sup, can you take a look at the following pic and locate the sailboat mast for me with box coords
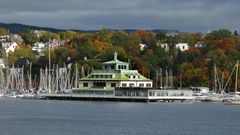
[155,70,158,88]
[48,41,51,94]
[235,60,239,94]
[159,68,162,89]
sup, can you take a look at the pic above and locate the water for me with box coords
[0,99,240,135]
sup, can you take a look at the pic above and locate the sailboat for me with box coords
[223,60,240,105]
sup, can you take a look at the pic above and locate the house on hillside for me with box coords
[2,42,19,56]
[195,41,205,48]
[32,42,46,53]
[139,43,147,51]
[9,34,24,45]
[176,43,189,51]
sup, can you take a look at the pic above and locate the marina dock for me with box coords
[40,89,194,102]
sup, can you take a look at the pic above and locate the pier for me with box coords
[40,89,194,102]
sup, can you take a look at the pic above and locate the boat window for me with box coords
[129,83,134,87]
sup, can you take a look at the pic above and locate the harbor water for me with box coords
[0,98,240,135]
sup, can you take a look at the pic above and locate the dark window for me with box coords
[111,83,116,87]
[146,83,151,87]
[139,83,144,87]
[122,83,127,87]
[93,82,106,88]
[83,83,88,87]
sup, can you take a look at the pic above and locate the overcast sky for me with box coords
[0,0,239,32]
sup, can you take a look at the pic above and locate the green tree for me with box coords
[0,27,7,36]
[112,30,128,46]
[8,46,35,65]
[156,32,167,41]
[205,29,232,41]
[22,29,39,45]
[96,28,112,44]
[40,31,60,43]
[59,30,78,40]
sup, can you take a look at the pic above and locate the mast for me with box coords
[165,69,168,89]
[169,69,174,88]
[235,60,239,94]
[180,74,182,89]
[75,63,78,88]
[159,68,162,89]
[155,70,158,88]
[214,63,219,93]
[29,62,32,92]
[48,41,51,94]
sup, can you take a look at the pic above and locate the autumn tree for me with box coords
[8,45,35,65]
[126,32,141,57]
[67,34,96,60]
[96,28,112,45]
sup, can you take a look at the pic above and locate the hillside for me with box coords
[0,22,178,34]
[0,22,65,33]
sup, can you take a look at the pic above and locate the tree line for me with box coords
[1,27,240,90]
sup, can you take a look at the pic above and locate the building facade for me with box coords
[74,52,152,94]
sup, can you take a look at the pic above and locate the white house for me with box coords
[195,41,205,48]
[5,42,19,56]
[176,43,189,51]
[139,43,147,51]
[32,42,46,53]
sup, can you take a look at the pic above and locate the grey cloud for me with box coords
[0,0,239,32]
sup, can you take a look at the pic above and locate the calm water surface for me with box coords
[0,98,240,135]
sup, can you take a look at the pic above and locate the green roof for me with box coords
[80,70,151,81]
[103,60,128,65]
